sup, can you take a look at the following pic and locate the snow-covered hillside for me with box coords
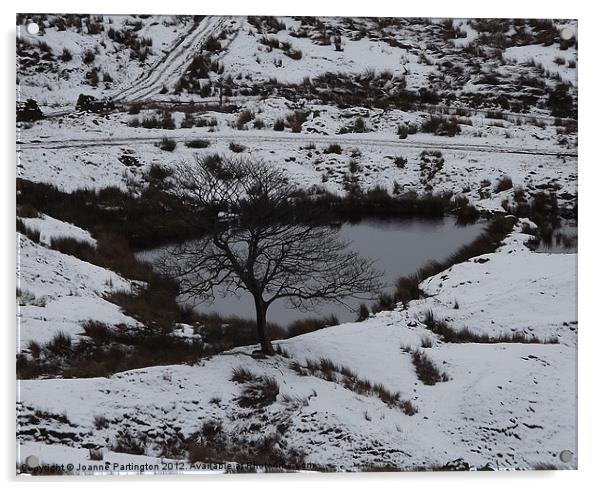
[17,223,577,472]
[17,17,577,209]
[17,15,194,106]
[16,14,577,474]
[17,234,140,347]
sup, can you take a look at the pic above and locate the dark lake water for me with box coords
[137,217,485,325]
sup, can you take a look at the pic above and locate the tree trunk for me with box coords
[253,297,274,355]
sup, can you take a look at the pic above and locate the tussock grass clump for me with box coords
[402,345,449,385]
[158,137,177,152]
[393,156,408,168]
[230,366,256,384]
[81,320,114,344]
[94,414,111,430]
[259,35,282,49]
[238,376,280,408]
[82,49,95,64]
[284,48,303,60]
[356,303,370,321]
[513,186,526,203]
[60,47,73,62]
[296,357,417,415]
[494,175,513,193]
[232,368,297,408]
[44,331,73,357]
[229,141,246,153]
[420,337,434,348]
[324,143,342,154]
[140,112,176,130]
[128,103,141,115]
[273,344,291,358]
[230,367,280,408]
[339,117,370,134]
[203,35,222,52]
[285,111,309,133]
[288,360,304,375]
[421,310,558,344]
[185,139,210,149]
[393,275,422,305]
[399,400,418,416]
[17,288,46,307]
[235,110,254,130]
[280,392,309,406]
[112,429,147,455]
[421,115,461,137]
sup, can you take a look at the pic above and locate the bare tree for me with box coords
[159,155,382,354]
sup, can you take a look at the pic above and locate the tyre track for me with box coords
[18,132,577,158]
[113,18,203,102]
[115,16,233,102]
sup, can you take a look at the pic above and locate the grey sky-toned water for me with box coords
[138,217,484,325]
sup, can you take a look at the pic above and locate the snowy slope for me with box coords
[17,226,577,472]
[417,229,577,343]
[19,213,96,246]
[17,15,193,107]
[17,236,140,348]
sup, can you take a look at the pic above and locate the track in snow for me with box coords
[114,16,239,103]
[18,131,577,158]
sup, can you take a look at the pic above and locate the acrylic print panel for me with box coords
[16,14,577,475]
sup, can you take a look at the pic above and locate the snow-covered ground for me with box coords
[18,15,194,107]
[16,15,577,474]
[16,224,577,472]
[17,236,140,348]
[17,97,576,210]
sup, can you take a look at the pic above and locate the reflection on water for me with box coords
[138,217,485,325]
[533,221,578,254]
